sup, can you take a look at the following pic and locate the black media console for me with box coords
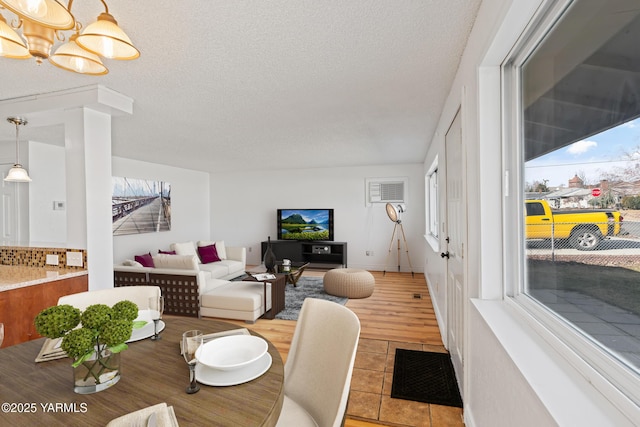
[260,240,347,268]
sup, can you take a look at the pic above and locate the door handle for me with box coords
[441,251,450,259]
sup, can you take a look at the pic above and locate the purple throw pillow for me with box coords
[198,244,220,264]
[158,250,176,255]
[134,253,155,268]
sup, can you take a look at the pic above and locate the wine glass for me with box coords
[0,323,4,348]
[182,330,202,394]
[149,296,164,340]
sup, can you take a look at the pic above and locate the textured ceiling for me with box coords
[0,0,481,173]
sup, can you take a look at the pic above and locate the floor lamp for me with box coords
[383,203,414,277]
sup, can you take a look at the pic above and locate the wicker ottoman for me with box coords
[323,268,375,298]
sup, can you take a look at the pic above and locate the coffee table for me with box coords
[277,261,309,287]
[249,262,309,287]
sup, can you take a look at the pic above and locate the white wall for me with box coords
[210,163,425,271]
[28,141,66,246]
[112,157,211,263]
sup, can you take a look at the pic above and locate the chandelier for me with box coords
[0,0,139,75]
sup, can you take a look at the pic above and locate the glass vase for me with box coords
[73,349,121,394]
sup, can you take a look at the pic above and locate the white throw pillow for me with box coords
[152,254,199,270]
[197,240,227,260]
[171,241,197,257]
[122,259,144,267]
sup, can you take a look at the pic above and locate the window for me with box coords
[509,0,640,402]
[425,157,439,250]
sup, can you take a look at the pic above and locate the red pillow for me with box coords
[134,253,155,267]
[198,244,220,264]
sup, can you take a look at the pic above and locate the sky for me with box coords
[112,177,170,198]
[525,118,640,187]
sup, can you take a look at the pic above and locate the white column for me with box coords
[65,107,114,290]
[64,109,87,249]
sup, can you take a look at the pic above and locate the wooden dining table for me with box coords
[0,316,284,426]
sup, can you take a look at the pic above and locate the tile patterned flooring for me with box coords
[346,338,465,427]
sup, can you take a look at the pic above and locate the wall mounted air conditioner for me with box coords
[365,177,407,205]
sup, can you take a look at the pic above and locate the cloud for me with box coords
[566,140,597,155]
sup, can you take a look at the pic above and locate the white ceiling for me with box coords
[0,1,481,173]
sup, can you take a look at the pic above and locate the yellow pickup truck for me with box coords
[525,199,623,250]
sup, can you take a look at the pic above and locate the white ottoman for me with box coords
[323,268,375,298]
[200,281,272,323]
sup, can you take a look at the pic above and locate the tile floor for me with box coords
[346,338,465,427]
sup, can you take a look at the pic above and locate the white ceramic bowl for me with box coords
[195,335,268,371]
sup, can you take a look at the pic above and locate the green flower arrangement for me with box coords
[34,300,146,367]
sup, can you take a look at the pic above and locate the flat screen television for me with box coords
[277,209,334,241]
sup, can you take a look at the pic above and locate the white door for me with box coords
[444,108,466,386]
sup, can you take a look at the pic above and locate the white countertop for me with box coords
[0,265,88,292]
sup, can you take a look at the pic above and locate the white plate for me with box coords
[196,352,272,386]
[196,335,268,370]
[128,319,165,342]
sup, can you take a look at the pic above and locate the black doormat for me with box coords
[391,349,463,408]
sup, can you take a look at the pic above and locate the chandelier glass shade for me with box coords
[0,0,138,74]
[49,32,107,74]
[0,0,74,30]
[0,14,29,57]
[4,117,31,183]
[76,12,139,60]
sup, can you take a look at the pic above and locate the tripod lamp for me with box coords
[383,203,414,277]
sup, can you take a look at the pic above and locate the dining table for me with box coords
[0,316,284,426]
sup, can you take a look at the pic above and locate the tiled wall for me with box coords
[0,247,87,270]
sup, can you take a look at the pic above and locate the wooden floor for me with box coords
[226,269,465,427]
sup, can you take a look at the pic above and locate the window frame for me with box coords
[425,156,439,251]
[502,0,640,408]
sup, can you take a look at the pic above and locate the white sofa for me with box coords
[116,244,247,282]
[113,241,271,322]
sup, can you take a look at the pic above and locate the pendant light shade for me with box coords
[4,117,31,183]
[49,33,108,74]
[76,12,139,60]
[0,14,31,58]
[5,165,32,182]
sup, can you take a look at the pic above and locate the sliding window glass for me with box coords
[521,0,640,377]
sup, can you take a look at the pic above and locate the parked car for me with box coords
[525,199,623,250]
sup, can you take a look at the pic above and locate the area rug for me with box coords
[391,349,463,408]
[276,277,347,320]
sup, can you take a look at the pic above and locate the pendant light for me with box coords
[4,116,31,183]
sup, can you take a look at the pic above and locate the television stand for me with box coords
[261,240,347,268]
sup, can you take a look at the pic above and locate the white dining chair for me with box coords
[57,286,161,312]
[276,298,361,427]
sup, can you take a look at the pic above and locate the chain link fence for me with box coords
[526,221,640,269]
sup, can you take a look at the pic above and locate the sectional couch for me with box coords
[113,241,271,322]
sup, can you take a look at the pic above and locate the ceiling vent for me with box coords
[366,178,407,205]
